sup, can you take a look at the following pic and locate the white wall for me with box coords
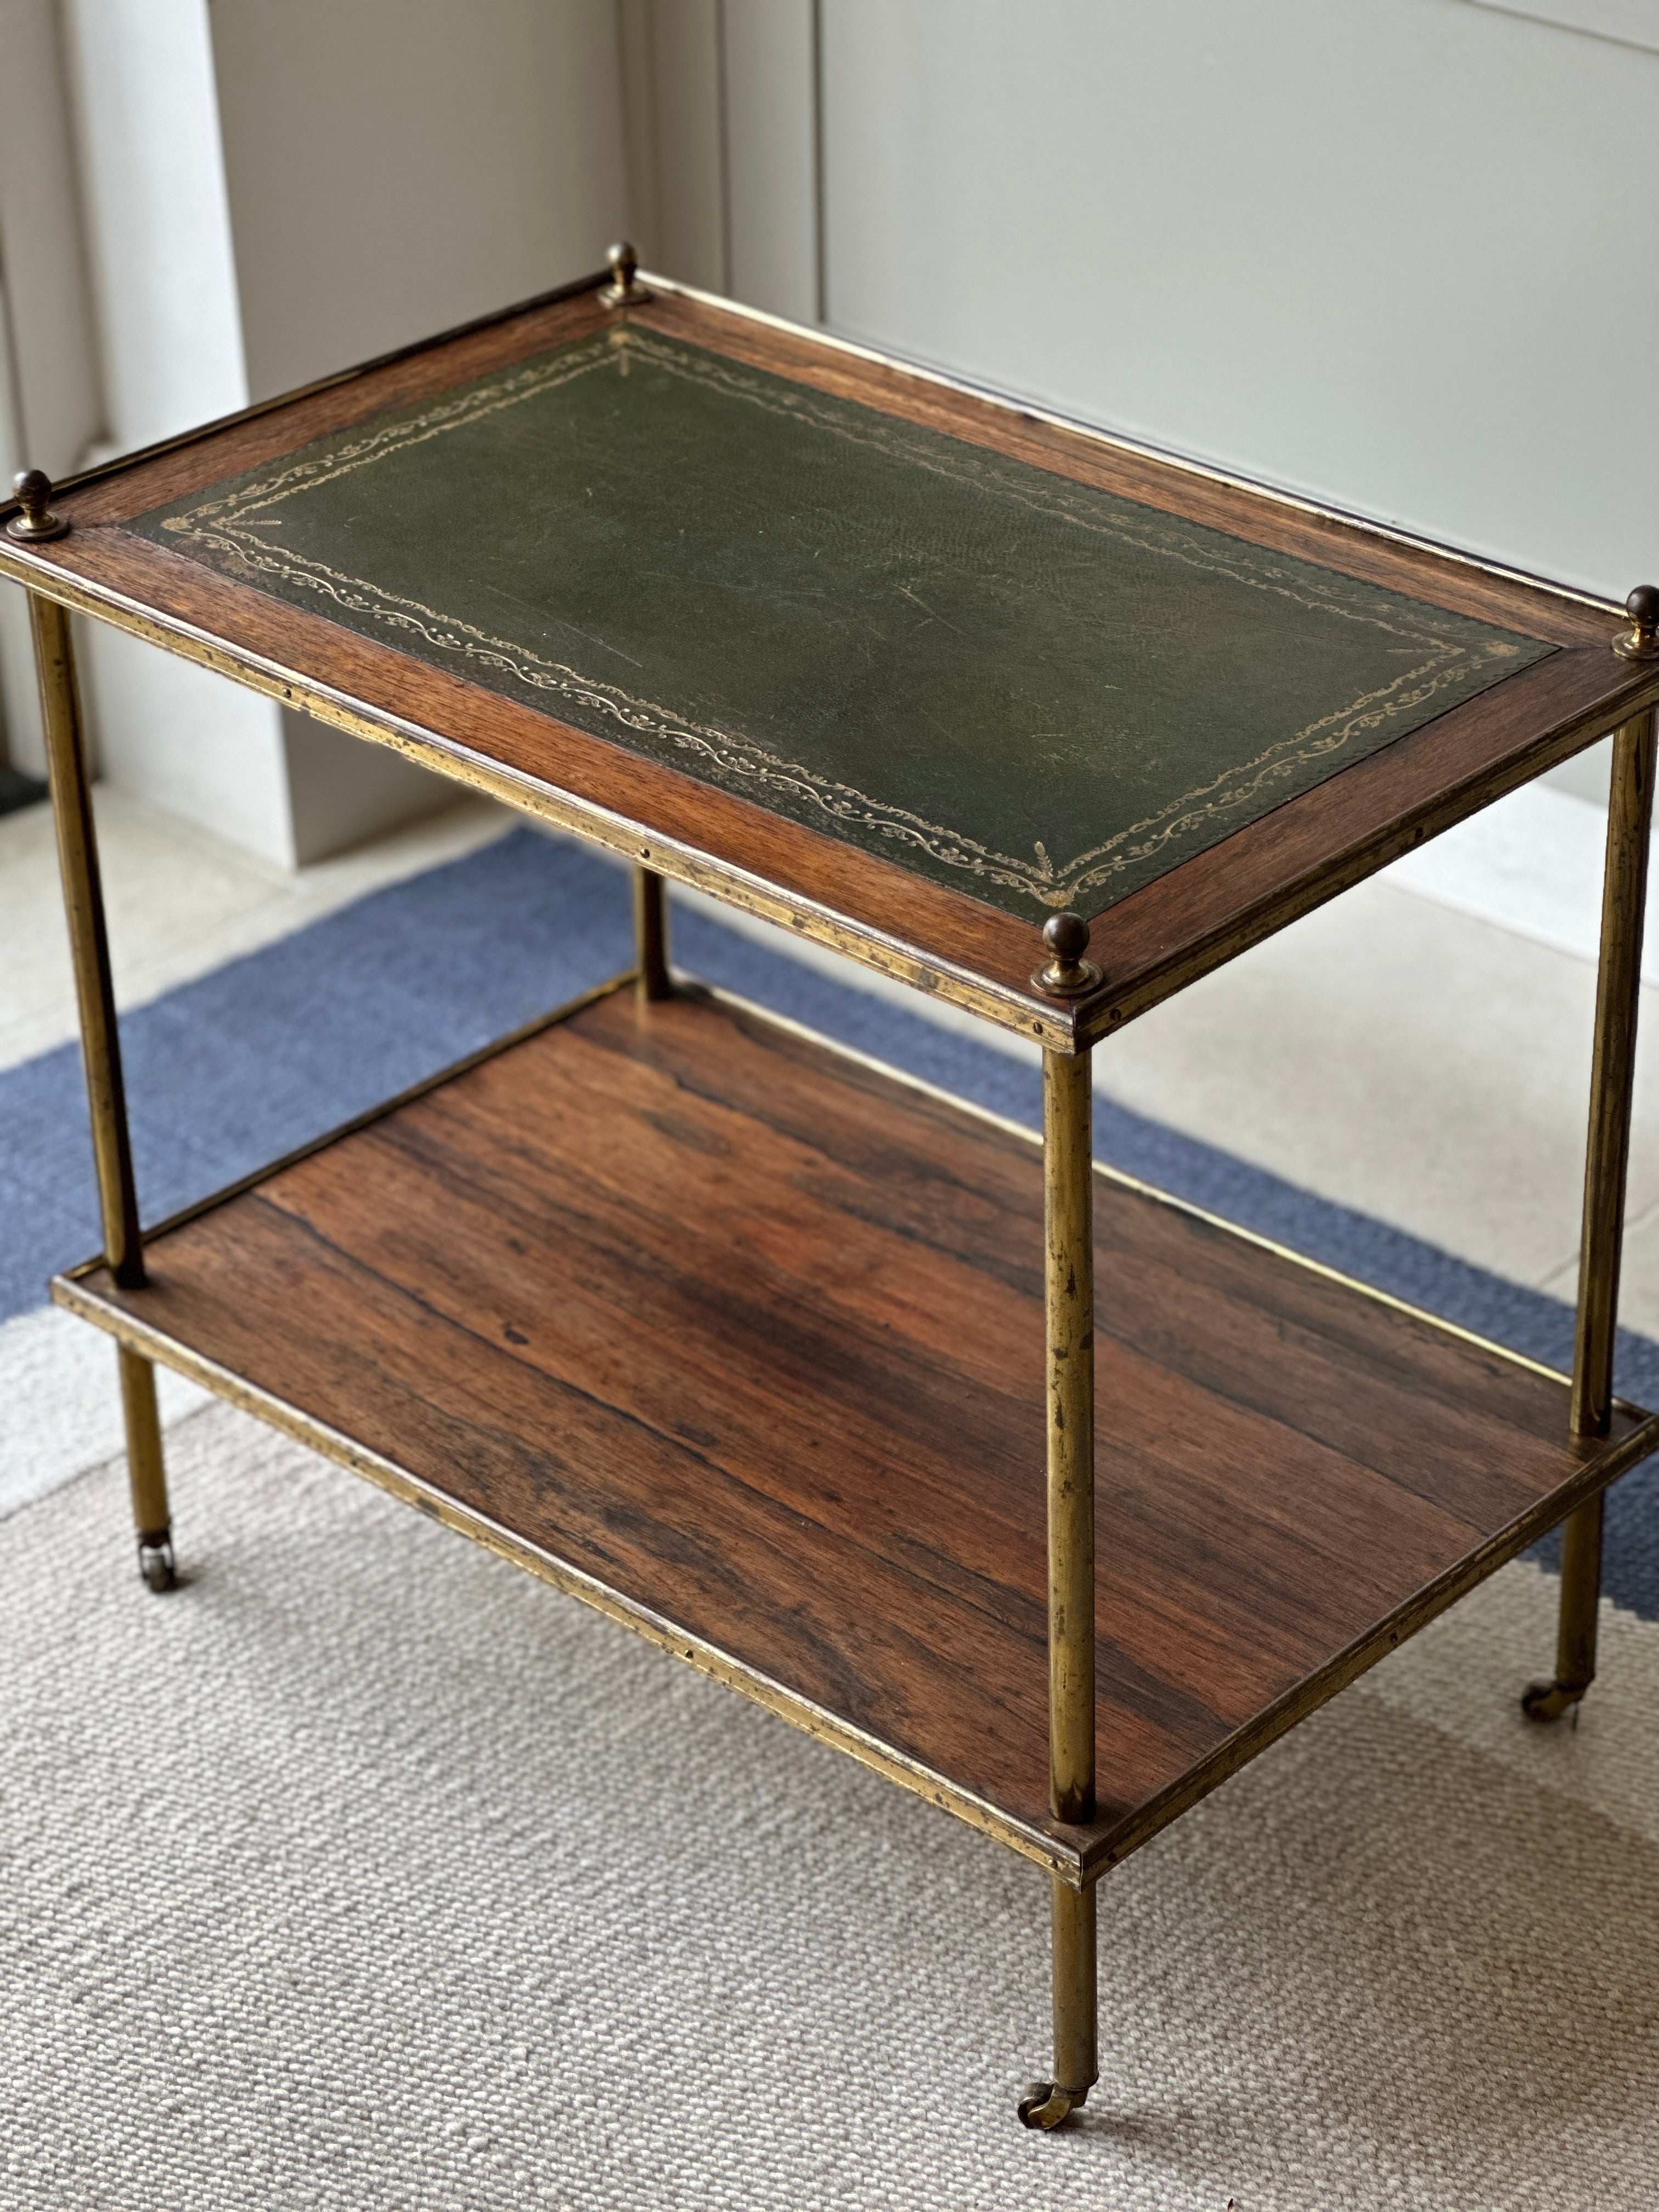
[0,0,104,775]
[210,0,629,399]
[619,0,820,318]
[58,0,298,859]
[723,0,819,324]
[5,0,1652,846]
[205,0,631,860]
[815,0,1658,603]
[3,0,629,862]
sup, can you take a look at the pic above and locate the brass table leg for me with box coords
[1020,1046,1098,2129]
[29,588,176,1592]
[1525,708,1656,1720]
[634,865,671,1002]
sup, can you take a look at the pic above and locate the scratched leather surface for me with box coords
[132,326,1554,921]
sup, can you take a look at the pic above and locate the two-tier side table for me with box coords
[7,249,1659,2129]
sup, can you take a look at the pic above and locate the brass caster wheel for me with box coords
[1017,2081,1088,2130]
[137,1537,177,1595]
[1521,1678,1582,1723]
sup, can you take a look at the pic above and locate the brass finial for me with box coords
[1031,912,1103,999]
[599,240,651,309]
[5,469,69,543]
[1615,584,1659,662]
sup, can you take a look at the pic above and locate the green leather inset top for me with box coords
[133,326,1553,920]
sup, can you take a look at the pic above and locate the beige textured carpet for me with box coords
[4,1401,1657,2210]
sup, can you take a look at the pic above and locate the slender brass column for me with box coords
[30,587,176,1592]
[119,1345,171,1556]
[633,865,671,1001]
[1019,1040,1098,2128]
[1043,1047,1096,1826]
[32,593,143,1286]
[1525,706,1657,1720]
[1048,1882,1098,2093]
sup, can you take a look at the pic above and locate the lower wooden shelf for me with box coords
[55,979,1657,1884]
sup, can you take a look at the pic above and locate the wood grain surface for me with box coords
[4,276,1657,1050]
[65,988,1647,1879]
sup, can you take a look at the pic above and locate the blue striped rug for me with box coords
[7,825,1655,1616]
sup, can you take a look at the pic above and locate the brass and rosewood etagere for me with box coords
[7,249,1658,2129]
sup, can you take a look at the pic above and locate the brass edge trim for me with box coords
[4,255,1607,625]
[63,961,1627,1416]
[637,271,1620,623]
[53,1252,1648,1897]
[156,328,1527,918]
[1079,676,1659,1046]
[92,969,636,1260]
[1088,1159,1600,1397]
[0,551,1076,1054]
[691,978,1638,1404]
[54,974,1643,1891]
[1,269,613,514]
[1079,1408,1659,1882]
[43,1276,1083,1885]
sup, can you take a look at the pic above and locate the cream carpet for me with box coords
[3,1400,1656,2210]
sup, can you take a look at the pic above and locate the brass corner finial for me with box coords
[1031,912,1103,1000]
[5,469,69,543]
[599,240,651,309]
[1615,584,1659,662]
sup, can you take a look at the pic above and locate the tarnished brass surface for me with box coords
[44,1276,1090,1881]
[30,592,144,1289]
[0,553,1090,1051]
[118,1344,175,1589]
[1522,1491,1607,1720]
[1018,1880,1097,2126]
[32,588,176,1576]
[118,1345,169,1534]
[1571,708,1655,1440]
[6,532,1659,1056]
[1051,1875,1098,2093]
[634,866,672,1001]
[1044,1047,1095,1827]
[1527,707,1656,1719]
